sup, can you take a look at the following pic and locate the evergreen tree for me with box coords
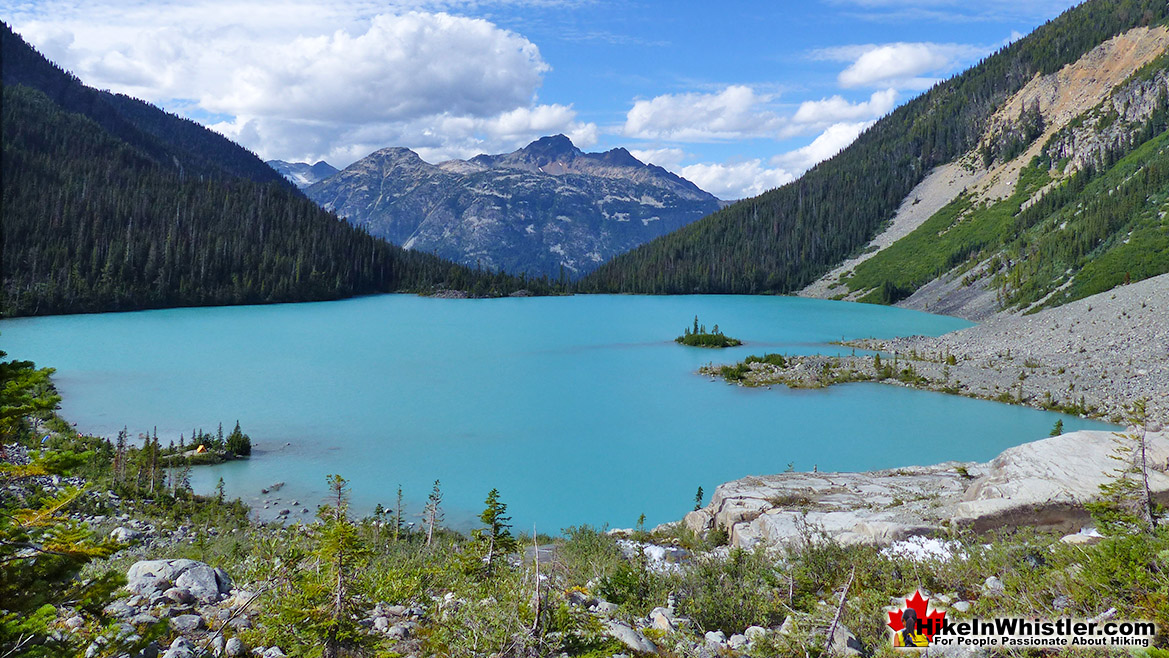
[0,353,133,657]
[0,350,60,442]
[226,420,251,456]
[1087,400,1159,535]
[372,503,385,548]
[394,484,404,543]
[423,479,443,547]
[475,488,517,576]
[267,475,373,658]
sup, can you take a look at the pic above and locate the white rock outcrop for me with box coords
[686,429,1169,548]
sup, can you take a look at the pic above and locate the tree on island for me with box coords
[676,316,743,348]
[225,420,251,456]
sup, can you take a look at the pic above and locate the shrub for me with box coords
[674,548,787,633]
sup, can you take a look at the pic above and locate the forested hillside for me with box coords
[580,0,1169,295]
[0,22,283,185]
[1,25,538,317]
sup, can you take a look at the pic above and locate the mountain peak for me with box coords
[510,134,582,167]
[522,134,579,155]
[371,146,423,160]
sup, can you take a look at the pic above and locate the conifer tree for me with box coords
[0,353,133,657]
[423,479,443,547]
[394,484,404,543]
[1087,399,1159,534]
[267,475,373,657]
[476,488,517,576]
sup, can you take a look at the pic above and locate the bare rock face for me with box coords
[684,463,977,548]
[686,429,1169,548]
[953,429,1169,532]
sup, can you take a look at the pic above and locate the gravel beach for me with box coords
[708,273,1169,423]
[879,272,1169,422]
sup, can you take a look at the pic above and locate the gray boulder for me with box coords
[126,559,232,604]
[175,563,224,603]
[103,599,136,618]
[593,600,619,615]
[224,637,246,658]
[704,630,727,648]
[828,622,863,657]
[605,620,657,654]
[129,613,160,626]
[163,587,194,604]
[110,526,142,542]
[169,614,205,633]
[162,637,195,658]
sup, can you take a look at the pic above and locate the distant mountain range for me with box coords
[296,135,721,278]
[1,22,534,317]
[267,160,339,188]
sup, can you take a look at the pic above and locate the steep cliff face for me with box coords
[305,135,721,278]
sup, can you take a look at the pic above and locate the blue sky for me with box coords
[3,0,1080,198]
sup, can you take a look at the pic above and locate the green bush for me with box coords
[674,547,787,633]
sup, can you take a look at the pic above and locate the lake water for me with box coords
[0,294,1116,532]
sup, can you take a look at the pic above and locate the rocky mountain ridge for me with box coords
[265,159,339,188]
[305,135,721,278]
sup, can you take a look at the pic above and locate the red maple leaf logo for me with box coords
[887,590,947,641]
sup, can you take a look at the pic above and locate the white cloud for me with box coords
[623,85,783,141]
[814,42,987,89]
[677,161,795,200]
[649,120,873,200]
[210,103,598,166]
[8,2,592,167]
[773,121,873,173]
[791,88,896,127]
[208,13,546,123]
[629,147,688,169]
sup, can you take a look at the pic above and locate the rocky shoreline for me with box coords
[684,428,1169,549]
[705,272,1169,423]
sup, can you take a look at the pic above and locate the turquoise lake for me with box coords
[0,294,1116,532]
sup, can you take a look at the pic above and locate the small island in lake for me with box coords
[676,316,743,348]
